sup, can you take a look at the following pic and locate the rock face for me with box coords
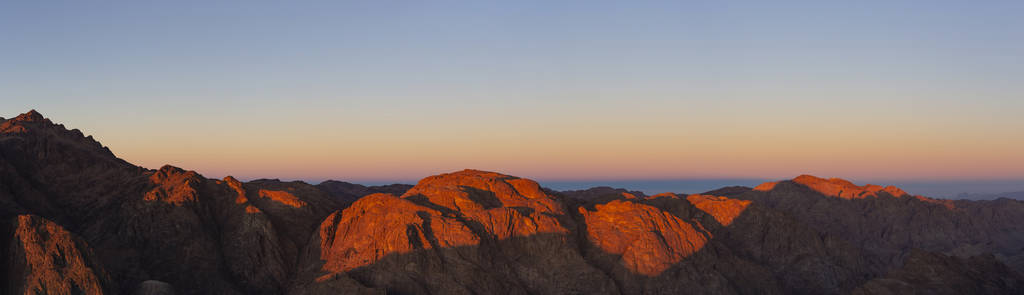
[296,170,618,294]
[1,110,1022,294]
[579,198,708,276]
[736,175,1024,275]
[852,250,1024,295]
[6,214,113,294]
[571,191,877,294]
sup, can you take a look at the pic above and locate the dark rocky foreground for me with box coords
[1,110,1022,294]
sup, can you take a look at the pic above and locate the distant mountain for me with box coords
[315,180,413,206]
[558,186,648,200]
[955,191,1024,201]
[1,110,1021,294]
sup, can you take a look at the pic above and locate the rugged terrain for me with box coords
[1,110,1021,294]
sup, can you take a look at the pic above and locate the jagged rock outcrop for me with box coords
[5,214,113,294]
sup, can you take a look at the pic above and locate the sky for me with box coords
[2,1,1023,189]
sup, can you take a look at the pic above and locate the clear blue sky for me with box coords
[2,1,1023,186]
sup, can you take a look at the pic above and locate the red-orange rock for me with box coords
[686,194,751,226]
[258,189,309,208]
[315,193,478,273]
[791,174,909,199]
[296,170,617,294]
[7,214,112,294]
[579,199,709,276]
[400,169,568,239]
[0,110,47,134]
[143,165,201,206]
[223,176,249,204]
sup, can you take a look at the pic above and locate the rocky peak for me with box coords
[15,109,46,122]
[152,165,194,179]
[401,169,562,215]
[222,175,241,184]
[1,110,52,133]
[0,110,132,173]
[755,174,909,199]
[144,165,203,206]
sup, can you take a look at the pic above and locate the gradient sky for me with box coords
[2,1,1023,184]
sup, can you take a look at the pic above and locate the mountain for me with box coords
[314,180,413,206]
[1,110,1021,294]
[956,191,1024,201]
[731,175,1024,274]
[559,186,649,200]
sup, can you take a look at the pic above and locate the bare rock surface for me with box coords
[737,175,1024,274]
[6,214,113,294]
[297,170,618,294]
[852,249,1024,294]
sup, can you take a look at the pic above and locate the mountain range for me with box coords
[956,191,1024,201]
[1,110,1022,294]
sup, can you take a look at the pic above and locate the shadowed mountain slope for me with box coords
[315,180,413,206]
[733,175,1024,275]
[0,110,1021,294]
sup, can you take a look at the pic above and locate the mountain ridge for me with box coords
[1,110,1021,294]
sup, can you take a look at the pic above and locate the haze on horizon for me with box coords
[2,1,1023,185]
